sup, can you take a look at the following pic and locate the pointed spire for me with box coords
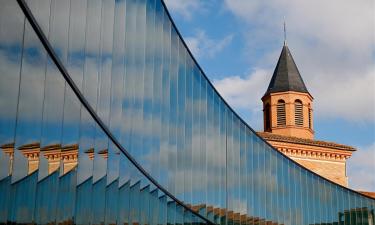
[263,44,310,97]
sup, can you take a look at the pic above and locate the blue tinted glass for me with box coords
[0,1,25,180]
[0,0,374,224]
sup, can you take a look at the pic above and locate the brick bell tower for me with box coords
[258,28,358,188]
[261,41,314,139]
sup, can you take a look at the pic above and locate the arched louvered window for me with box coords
[277,100,286,127]
[264,103,271,131]
[308,106,312,129]
[295,100,303,127]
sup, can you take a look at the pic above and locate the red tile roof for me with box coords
[257,132,356,151]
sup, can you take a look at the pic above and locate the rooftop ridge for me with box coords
[257,132,356,151]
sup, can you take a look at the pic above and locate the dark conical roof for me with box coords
[264,44,309,97]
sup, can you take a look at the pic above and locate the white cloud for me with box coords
[312,67,375,122]
[163,0,205,20]
[185,30,234,59]
[213,69,271,130]
[221,0,375,123]
[347,142,375,192]
[213,69,269,109]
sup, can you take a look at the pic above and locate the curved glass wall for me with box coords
[0,0,374,224]
[0,1,209,224]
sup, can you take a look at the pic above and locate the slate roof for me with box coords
[264,44,310,97]
[257,132,356,151]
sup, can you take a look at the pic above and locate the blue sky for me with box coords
[164,0,375,191]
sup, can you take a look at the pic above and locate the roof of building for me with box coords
[263,44,310,97]
[257,132,356,151]
[358,191,375,199]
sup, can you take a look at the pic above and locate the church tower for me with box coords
[259,27,356,187]
[261,42,314,139]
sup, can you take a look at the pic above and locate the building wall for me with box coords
[292,157,347,186]
[265,140,351,186]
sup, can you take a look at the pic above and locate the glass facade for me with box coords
[0,0,374,224]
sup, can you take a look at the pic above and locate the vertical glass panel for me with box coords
[302,169,310,225]
[0,0,25,180]
[6,3,51,223]
[150,189,159,225]
[191,65,200,206]
[91,174,107,224]
[266,146,279,223]
[122,0,135,156]
[276,152,286,224]
[310,172,319,224]
[61,0,87,178]
[289,161,296,225]
[285,158,292,224]
[214,92,220,214]
[141,185,151,225]
[350,189,359,224]
[213,92,221,212]
[91,0,115,220]
[118,181,130,225]
[104,176,119,225]
[12,0,50,183]
[56,1,87,211]
[168,26,178,195]
[159,195,167,225]
[0,176,11,223]
[206,85,214,211]
[130,181,141,225]
[184,56,193,206]
[39,0,70,181]
[93,0,115,184]
[233,118,240,223]
[143,0,156,186]
[120,0,134,188]
[328,182,338,224]
[133,0,146,187]
[75,125,94,225]
[220,104,227,225]
[35,2,70,212]
[337,185,345,224]
[239,124,247,225]
[35,170,59,224]
[226,111,233,224]
[258,140,266,223]
[152,0,163,189]
[76,0,102,185]
[292,162,302,225]
[199,74,207,217]
[317,177,326,223]
[176,205,183,225]
[56,166,77,224]
[159,6,170,189]
[73,0,101,217]
[252,136,260,222]
[9,168,38,223]
[246,130,254,223]
[184,209,192,225]
[176,40,186,200]
[167,200,176,225]
[107,0,125,186]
